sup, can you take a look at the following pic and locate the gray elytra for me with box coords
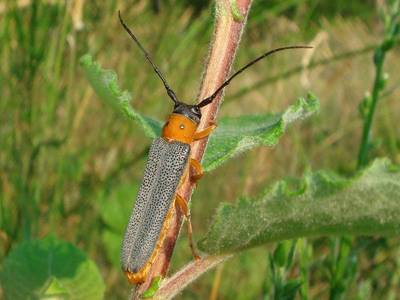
[121,138,190,273]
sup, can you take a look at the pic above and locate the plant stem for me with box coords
[131,0,253,298]
[357,49,386,168]
[357,0,399,168]
[154,255,232,300]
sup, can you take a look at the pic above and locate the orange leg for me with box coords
[193,122,217,141]
[175,194,200,260]
[189,158,204,183]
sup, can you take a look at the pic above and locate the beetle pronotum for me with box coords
[118,11,311,284]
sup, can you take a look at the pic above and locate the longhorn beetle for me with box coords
[118,11,311,284]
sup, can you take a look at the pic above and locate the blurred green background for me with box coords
[1,0,399,299]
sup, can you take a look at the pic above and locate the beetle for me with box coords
[118,11,311,284]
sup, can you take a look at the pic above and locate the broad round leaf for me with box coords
[199,159,400,254]
[0,237,105,300]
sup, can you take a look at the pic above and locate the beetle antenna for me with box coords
[197,45,313,108]
[118,11,178,104]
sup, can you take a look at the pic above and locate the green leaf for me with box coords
[142,276,162,298]
[199,159,400,254]
[40,277,69,299]
[202,93,319,171]
[277,279,303,300]
[273,243,288,268]
[80,54,162,138]
[80,55,319,173]
[0,236,105,300]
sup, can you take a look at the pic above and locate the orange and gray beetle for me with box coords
[120,100,215,284]
[118,11,311,284]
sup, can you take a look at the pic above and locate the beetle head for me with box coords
[173,102,202,124]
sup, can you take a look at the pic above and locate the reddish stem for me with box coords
[155,255,232,299]
[132,0,252,298]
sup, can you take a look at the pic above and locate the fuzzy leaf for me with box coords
[199,159,400,254]
[0,236,105,300]
[80,54,162,138]
[203,93,319,171]
[80,55,319,172]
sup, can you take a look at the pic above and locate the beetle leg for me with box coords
[193,122,217,141]
[189,158,204,182]
[175,194,200,260]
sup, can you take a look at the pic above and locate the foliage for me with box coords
[0,237,105,300]
[80,54,163,138]
[199,159,400,253]
[81,54,319,172]
[203,94,318,171]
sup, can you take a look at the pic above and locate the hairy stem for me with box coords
[154,255,232,300]
[132,0,253,298]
